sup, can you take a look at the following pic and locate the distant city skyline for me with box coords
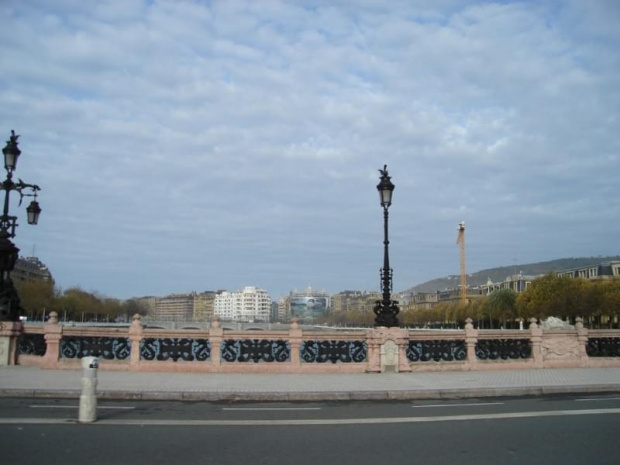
[16,248,620,304]
[2,1,618,300]
[128,255,620,301]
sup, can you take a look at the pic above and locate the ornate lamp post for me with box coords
[373,165,399,327]
[0,130,41,321]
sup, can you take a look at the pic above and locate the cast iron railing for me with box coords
[586,337,620,357]
[140,337,211,362]
[406,340,467,362]
[221,339,290,362]
[300,340,367,363]
[60,336,131,360]
[18,333,46,356]
[475,338,531,360]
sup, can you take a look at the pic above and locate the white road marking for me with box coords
[30,405,135,410]
[575,397,620,402]
[412,402,504,408]
[222,407,322,411]
[4,408,620,426]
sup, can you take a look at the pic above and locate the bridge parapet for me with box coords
[12,316,620,373]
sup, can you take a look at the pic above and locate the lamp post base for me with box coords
[373,299,400,328]
[0,279,21,322]
[0,236,20,322]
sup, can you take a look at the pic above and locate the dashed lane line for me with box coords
[222,407,322,411]
[30,405,135,410]
[412,402,504,408]
[574,397,620,402]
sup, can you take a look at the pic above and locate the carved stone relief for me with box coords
[541,337,580,360]
[381,340,398,373]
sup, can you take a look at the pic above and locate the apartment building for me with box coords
[214,286,272,322]
[277,296,289,321]
[13,256,53,283]
[476,273,534,295]
[154,292,214,321]
[556,261,620,280]
[289,286,330,320]
[192,292,216,321]
[331,290,402,313]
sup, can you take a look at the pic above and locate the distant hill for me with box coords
[406,256,620,294]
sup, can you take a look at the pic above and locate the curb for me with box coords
[2,384,620,402]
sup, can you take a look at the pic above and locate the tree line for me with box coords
[17,274,620,328]
[15,280,148,322]
[320,275,620,329]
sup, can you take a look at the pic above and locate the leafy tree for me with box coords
[516,274,601,324]
[599,278,620,328]
[120,298,150,320]
[60,287,105,321]
[14,279,59,320]
[488,289,518,328]
[466,297,488,328]
[101,298,122,322]
[322,309,374,327]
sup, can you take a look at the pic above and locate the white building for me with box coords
[277,296,289,321]
[214,286,272,322]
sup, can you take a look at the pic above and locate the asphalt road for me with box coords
[2,395,620,465]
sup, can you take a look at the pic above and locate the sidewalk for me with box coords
[1,366,620,401]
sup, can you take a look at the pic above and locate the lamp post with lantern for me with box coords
[0,130,42,321]
[373,165,399,328]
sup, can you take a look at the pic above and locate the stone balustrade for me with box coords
[7,313,620,373]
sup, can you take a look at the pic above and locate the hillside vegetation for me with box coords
[407,256,620,294]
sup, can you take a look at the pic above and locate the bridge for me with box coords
[11,313,620,374]
[42,320,370,332]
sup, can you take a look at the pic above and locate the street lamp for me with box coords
[373,165,399,327]
[0,130,42,321]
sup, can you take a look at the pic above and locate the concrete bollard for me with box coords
[78,356,99,423]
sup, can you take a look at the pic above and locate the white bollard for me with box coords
[79,356,99,423]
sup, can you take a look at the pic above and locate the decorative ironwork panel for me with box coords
[60,337,131,360]
[406,340,467,362]
[140,338,211,362]
[586,338,620,357]
[18,333,46,356]
[475,339,531,360]
[221,339,290,363]
[301,340,367,363]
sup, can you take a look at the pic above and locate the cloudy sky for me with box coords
[1,0,618,300]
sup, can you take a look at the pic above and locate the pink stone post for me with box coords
[42,311,62,369]
[365,329,381,373]
[575,317,589,367]
[0,320,23,366]
[396,329,412,373]
[464,317,478,369]
[288,319,302,369]
[209,317,223,370]
[530,318,543,368]
[128,314,144,369]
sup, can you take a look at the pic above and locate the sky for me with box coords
[0,0,618,300]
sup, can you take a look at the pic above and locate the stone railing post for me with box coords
[575,317,589,367]
[530,318,543,368]
[396,328,412,373]
[288,319,302,369]
[128,314,144,368]
[0,320,23,366]
[209,317,223,371]
[365,327,409,373]
[42,311,62,369]
[365,330,381,373]
[464,318,478,369]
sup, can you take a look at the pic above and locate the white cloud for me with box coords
[0,0,618,298]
